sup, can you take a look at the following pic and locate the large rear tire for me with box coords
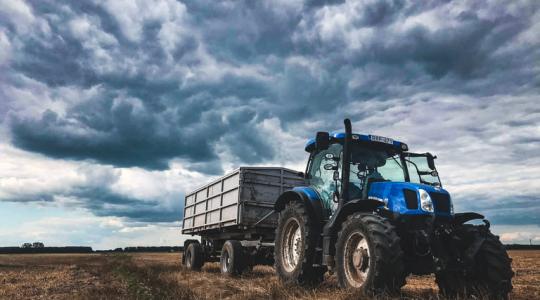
[220,240,246,276]
[274,201,325,286]
[436,227,513,299]
[335,213,405,294]
[184,242,204,271]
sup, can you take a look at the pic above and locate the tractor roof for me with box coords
[305,132,408,152]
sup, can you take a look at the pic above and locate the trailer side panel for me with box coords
[182,167,304,235]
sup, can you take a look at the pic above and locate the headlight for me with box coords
[418,189,434,212]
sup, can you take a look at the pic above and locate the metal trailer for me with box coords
[181,167,305,274]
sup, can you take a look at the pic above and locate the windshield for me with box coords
[347,147,405,199]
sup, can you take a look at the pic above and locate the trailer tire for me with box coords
[220,240,246,276]
[274,201,325,286]
[436,228,513,299]
[184,242,204,271]
[335,213,405,294]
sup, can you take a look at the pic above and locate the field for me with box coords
[0,250,538,299]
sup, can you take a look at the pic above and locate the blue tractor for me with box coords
[273,119,513,298]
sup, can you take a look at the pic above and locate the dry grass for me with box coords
[0,254,127,299]
[0,250,538,299]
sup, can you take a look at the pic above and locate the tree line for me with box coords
[0,242,183,254]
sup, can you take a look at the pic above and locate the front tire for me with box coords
[436,226,513,299]
[274,201,325,286]
[335,213,405,294]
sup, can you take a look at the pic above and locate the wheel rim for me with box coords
[221,248,230,273]
[343,231,371,288]
[282,218,302,273]
[185,248,192,268]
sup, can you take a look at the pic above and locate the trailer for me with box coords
[181,167,305,275]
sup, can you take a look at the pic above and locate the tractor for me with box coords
[273,119,513,298]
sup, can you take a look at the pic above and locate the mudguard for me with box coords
[453,212,485,225]
[320,199,385,266]
[322,199,385,236]
[274,187,325,225]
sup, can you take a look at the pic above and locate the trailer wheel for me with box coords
[274,201,325,286]
[184,242,204,271]
[220,240,246,276]
[436,227,513,299]
[335,213,405,294]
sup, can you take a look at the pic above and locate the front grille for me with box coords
[429,192,450,213]
[403,189,419,209]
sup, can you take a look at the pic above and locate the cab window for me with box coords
[308,144,342,212]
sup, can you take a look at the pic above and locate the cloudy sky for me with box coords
[0,0,539,249]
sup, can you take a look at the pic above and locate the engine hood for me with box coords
[368,181,452,216]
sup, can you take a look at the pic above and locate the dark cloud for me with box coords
[489,210,540,226]
[9,92,275,172]
[0,164,182,222]
[454,195,540,226]
[355,0,406,27]
[1,0,539,227]
[5,1,539,172]
[74,186,182,223]
[305,0,346,8]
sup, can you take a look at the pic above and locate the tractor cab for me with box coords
[304,132,445,217]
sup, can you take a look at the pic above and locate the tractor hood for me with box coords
[367,181,453,217]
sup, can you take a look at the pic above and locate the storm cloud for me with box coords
[0,0,539,233]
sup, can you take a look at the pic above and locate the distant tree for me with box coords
[32,242,45,248]
[21,243,32,248]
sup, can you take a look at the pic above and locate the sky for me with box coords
[0,0,539,249]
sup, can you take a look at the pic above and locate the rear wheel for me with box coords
[436,227,513,299]
[184,242,204,271]
[335,213,405,294]
[220,240,246,276]
[274,201,325,286]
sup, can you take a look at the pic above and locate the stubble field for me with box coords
[0,250,538,299]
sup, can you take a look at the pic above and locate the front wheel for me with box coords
[436,226,513,299]
[274,201,325,286]
[335,213,405,294]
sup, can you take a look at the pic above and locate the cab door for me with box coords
[307,143,342,214]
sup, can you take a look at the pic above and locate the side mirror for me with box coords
[333,170,340,181]
[324,164,337,170]
[316,131,330,151]
[427,153,436,170]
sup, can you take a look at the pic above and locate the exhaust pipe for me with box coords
[322,119,353,267]
[341,118,352,207]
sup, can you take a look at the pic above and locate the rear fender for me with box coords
[321,199,385,266]
[274,189,324,225]
[323,199,385,236]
